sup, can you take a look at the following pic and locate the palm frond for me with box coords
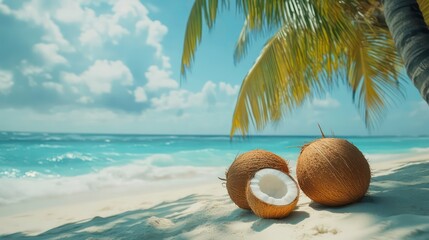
[230,1,365,136]
[234,0,358,33]
[234,1,361,68]
[181,0,409,137]
[230,24,345,136]
[232,0,286,64]
[231,16,406,136]
[345,25,406,128]
[418,0,429,25]
[233,18,280,64]
[233,20,252,64]
[181,0,224,77]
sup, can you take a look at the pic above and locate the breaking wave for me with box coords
[0,156,225,205]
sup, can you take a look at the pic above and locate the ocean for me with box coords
[1,131,429,205]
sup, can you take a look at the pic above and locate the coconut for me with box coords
[225,150,290,209]
[296,138,371,206]
[246,168,299,219]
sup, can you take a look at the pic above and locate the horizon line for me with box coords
[1,130,428,138]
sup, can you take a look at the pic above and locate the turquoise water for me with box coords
[1,131,428,204]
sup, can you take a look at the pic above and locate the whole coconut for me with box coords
[296,138,370,206]
[225,150,290,209]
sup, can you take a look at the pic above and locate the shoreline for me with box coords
[2,148,428,206]
[1,152,428,239]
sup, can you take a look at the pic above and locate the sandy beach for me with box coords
[1,153,428,240]
[2,0,429,239]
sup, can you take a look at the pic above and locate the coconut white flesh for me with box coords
[249,169,298,206]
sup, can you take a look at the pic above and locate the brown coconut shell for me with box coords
[297,138,371,206]
[246,174,299,219]
[225,150,290,209]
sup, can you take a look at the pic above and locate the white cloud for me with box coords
[145,65,178,92]
[112,0,148,18]
[0,2,11,15]
[151,81,217,111]
[62,60,133,94]
[0,2,77,71]
[151,89,190,111]
[0,70,14,94]
[54,0,145,48]
[54,0,168,51]
[79,29,102,47]
[62,72,80,85]
[199,81,217,105]
[6,0,73,51]
[312,94,340,108]
[134,87,148,103]
[136,19,168,57]
[20,61,44,76]
[106,21,129,39]
[54,1,105,47]
[2,0,168,57]
[77,96,94,104]
[161,56,171,69]
[54,0,88,24]
[124,0,168,58]
[1,0,130,49]
[33,43,68,66]
[78,15,129,47]
[42,82,64,93]
[219,82,240,96]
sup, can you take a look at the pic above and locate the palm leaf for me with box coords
[233,0,363,65]
[418,0,429,25]
[181,0,409,137]
[230,1,363,136]
[230,24,346,136]
[233,20,253,64]
[181,0,223,76]
[230,15,406,136]
[345,25,406,128]
[233,17,282,65]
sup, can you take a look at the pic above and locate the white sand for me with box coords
[1,154,428,239]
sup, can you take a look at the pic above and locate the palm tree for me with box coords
[180,0,429,136]
[384,0,429,104]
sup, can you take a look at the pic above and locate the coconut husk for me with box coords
[225,150,290,209]
[297,138,371,206]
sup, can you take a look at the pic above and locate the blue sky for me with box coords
[0,0,428,136]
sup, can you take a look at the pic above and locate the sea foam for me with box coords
[48,152,95,162]
[0,156,224,205]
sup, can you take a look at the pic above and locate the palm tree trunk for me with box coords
[384,0,429,104]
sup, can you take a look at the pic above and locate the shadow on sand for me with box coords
[2,192,309,239]
[3,162,427,239]
[309,162,429,215]
[308,162,429,238]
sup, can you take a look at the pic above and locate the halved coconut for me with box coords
[246,168,299,219]
[225,150,289,209]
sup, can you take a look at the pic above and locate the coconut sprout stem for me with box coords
[317,123,326,138]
